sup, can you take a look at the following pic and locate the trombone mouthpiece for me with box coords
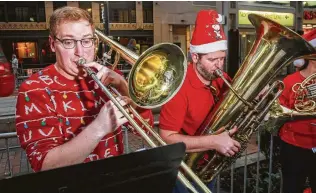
[77,58,87,66]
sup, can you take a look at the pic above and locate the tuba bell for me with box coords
[185,14,316,183]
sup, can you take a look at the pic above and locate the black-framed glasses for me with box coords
[54,36,96,49]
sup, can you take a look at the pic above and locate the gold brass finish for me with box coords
[94,30,186,109]
[293,73,316,112]
[78,29,213,193]
[184,14,316,183]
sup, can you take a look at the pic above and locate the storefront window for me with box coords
[14,42,38,64]
[303,2,316,35]
[303,1,316,8]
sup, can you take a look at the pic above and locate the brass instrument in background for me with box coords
[293,73,316,112]
[185,14,316,183]
[77,29,213,193]
[266,72,316,135]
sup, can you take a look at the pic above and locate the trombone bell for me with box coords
[129,44,186,108]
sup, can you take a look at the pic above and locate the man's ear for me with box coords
[49,35,56,52]
[191,53,199,63]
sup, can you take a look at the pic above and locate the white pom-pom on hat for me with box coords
[293,29,316,67]
[216,14,222,23]
[293,59,305,67]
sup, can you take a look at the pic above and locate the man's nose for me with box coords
[214,59,224,68]
[74,41,84,56]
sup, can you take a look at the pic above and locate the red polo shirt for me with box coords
[279,71,316,149]
[159,63,230,135]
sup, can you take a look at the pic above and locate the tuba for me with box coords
[265,72,316,135]
[185,14,316,183]
[78,30,212,193]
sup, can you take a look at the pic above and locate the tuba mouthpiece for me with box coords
[77,58,87,66]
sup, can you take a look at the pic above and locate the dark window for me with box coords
[143,9,153,23]
[112,9,129,23]
[6,2,44,22]
[143,2,153,23]
[109,2,136,23]
[38,2,45,22]
[79,2,92,17]
[0,5,5,22]
[130,9,136,23]
[15,7,28,22]
[53,1,67,11]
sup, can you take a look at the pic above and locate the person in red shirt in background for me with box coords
[279,29,316,193]
[159,10,241,193]
[15,6,153,172]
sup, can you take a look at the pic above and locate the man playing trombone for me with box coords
[15,6,153,172]
[159,10,241,192]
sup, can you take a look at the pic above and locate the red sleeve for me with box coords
[159,89,187,133]
[16,83,64,172]
[279,76,293,108]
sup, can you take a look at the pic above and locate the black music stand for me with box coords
[0,143,186,193]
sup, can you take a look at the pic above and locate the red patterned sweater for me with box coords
[15,64,153,172]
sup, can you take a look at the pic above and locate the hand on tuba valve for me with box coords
[210,126,241,157]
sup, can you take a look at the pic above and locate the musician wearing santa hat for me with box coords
[278,29,316,193]
[159,9,241,193]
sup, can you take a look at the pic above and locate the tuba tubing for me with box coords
[185,13,316,183]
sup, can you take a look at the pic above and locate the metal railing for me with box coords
[2,68,286,192]
[0,117,283,193]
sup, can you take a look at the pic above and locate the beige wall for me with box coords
[67,1,79,7]
[136,1,143,29]
[92,2,100,23]
[45,1,53,27]
[153,1,218,50]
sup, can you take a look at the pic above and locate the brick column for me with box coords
[45,2,53,29]
[92,2,100,23]
[136,1,143,29]
[67,2,79,7]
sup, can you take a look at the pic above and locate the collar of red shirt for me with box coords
[187,63,208,89]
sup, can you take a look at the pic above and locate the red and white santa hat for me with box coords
[190,10,227,54]
[293,29,316,67]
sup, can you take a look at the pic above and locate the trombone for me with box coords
[76,29,212,193]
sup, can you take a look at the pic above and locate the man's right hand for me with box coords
[211,126,241,157]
